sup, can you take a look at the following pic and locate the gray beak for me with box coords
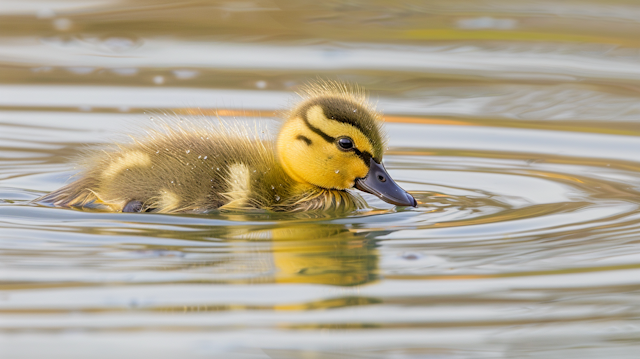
[355,158,417,207]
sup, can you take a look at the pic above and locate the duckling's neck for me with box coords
[271,179,364,212]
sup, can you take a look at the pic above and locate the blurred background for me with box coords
[3,1,640,358]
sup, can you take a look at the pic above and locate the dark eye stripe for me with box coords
[296,135,312,145]
[300,115,372,166]
[353,147,372,165]
[301,115,334,143]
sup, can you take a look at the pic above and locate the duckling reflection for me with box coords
[38,80,416,212]
[222,218,378,286]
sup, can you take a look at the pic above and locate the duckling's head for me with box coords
[277,81,416,207]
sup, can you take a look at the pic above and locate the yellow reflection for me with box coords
[222,219,378,287]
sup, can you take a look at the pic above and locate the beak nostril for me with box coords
[356,158,414,207]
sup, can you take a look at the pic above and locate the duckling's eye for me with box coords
[337,137,354,151]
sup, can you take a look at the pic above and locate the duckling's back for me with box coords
[39,119,294,213]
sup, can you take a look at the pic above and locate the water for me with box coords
[3,1,640,358]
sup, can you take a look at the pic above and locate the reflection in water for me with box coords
[231,223,378,287]
[128,213,380,287]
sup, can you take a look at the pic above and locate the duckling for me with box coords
[38,81,417,213]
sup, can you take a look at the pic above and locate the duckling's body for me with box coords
[39,81,415,213]
[43,123,362,212]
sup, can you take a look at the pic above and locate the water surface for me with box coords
[3,1,640,358]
